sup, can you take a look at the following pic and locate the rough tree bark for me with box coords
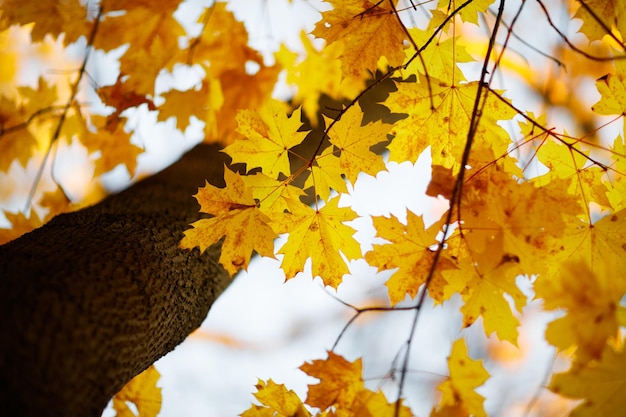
[0,143,232,417]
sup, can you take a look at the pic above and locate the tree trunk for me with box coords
[0,143,232,417]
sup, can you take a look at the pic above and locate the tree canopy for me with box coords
[1,0,625,416]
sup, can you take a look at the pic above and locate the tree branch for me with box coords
[0,143,231,417]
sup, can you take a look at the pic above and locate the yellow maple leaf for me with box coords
[401,28,474,85]
[276,32,344,122]
[541,208,626,285]
[241,379,311,417]
[549,342,626,417]
[535,260,622,363]
[573,0,626,44]
[324,104,390,184]
[432,338,489,417]
[305,147,349,201]
[351,389,413,417]
[387,78,515,169]
[112,365,161,417]
[80,115,143,177]
[313,0,407,80]
[534,136,610,210]
[278,196,361,288]
[444,233,525,344]
[365,211,455,305]
[300,351,364,412]
[180,168,277,276]
[224,100,308,178]
[436,0,495,25]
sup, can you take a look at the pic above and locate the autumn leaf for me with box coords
[0,0,89,44]
[365,211,455,305]
[432,338,489,417]
[0,210,43,245]
[157,84,208,132]
[324,103,390,184]
[98,75,156,131]
[242,379,311,417]
[224,100,308,178]
[278,196,361,288]
[444,233,525,344]
[313,0,407,80]
[387,78,516,169]
[574,0,626,44]
[549,342,626,417]
[80,115,143,177]
[180,168,277,276]
[300,351,364,412]
[305,147,349,201]
[112,365,161,417]
[535,260,622,363]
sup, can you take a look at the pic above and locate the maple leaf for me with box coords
[305,147,349,201]
[241,379,311,417]
[534,136,610,210]
[541,208,626,285]
[80,115,143,177]
[387,78,516,169]
[402,28,474,85]
[436,0,495,25]
[351,390,413,417]
[324,104,390,184]
[0,210,43,245]
[444,233,525,344]
[97,75,156,131]
[313,0,407,80]
[0,94,40,171]
[278,196,361,288]
[224,100,307,178]
[300,351,364,412]
[96,6,186,95]
[549,342,626,417]
[535,260,622,363]
[276,31,351,123]
[0,0,89,45]
[112,365,161,417]
[157,84,208,132]
[365,211,455,305]
[243,172,306,215]
[180,168,277,276]
[432,338,489,417]
[574,0,626,44]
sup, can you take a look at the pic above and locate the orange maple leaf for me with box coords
[300,351,364,412]
[180,168,277,276]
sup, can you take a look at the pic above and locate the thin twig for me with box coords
[25,7,104,210]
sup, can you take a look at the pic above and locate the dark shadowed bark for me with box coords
[0,143,231,417]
